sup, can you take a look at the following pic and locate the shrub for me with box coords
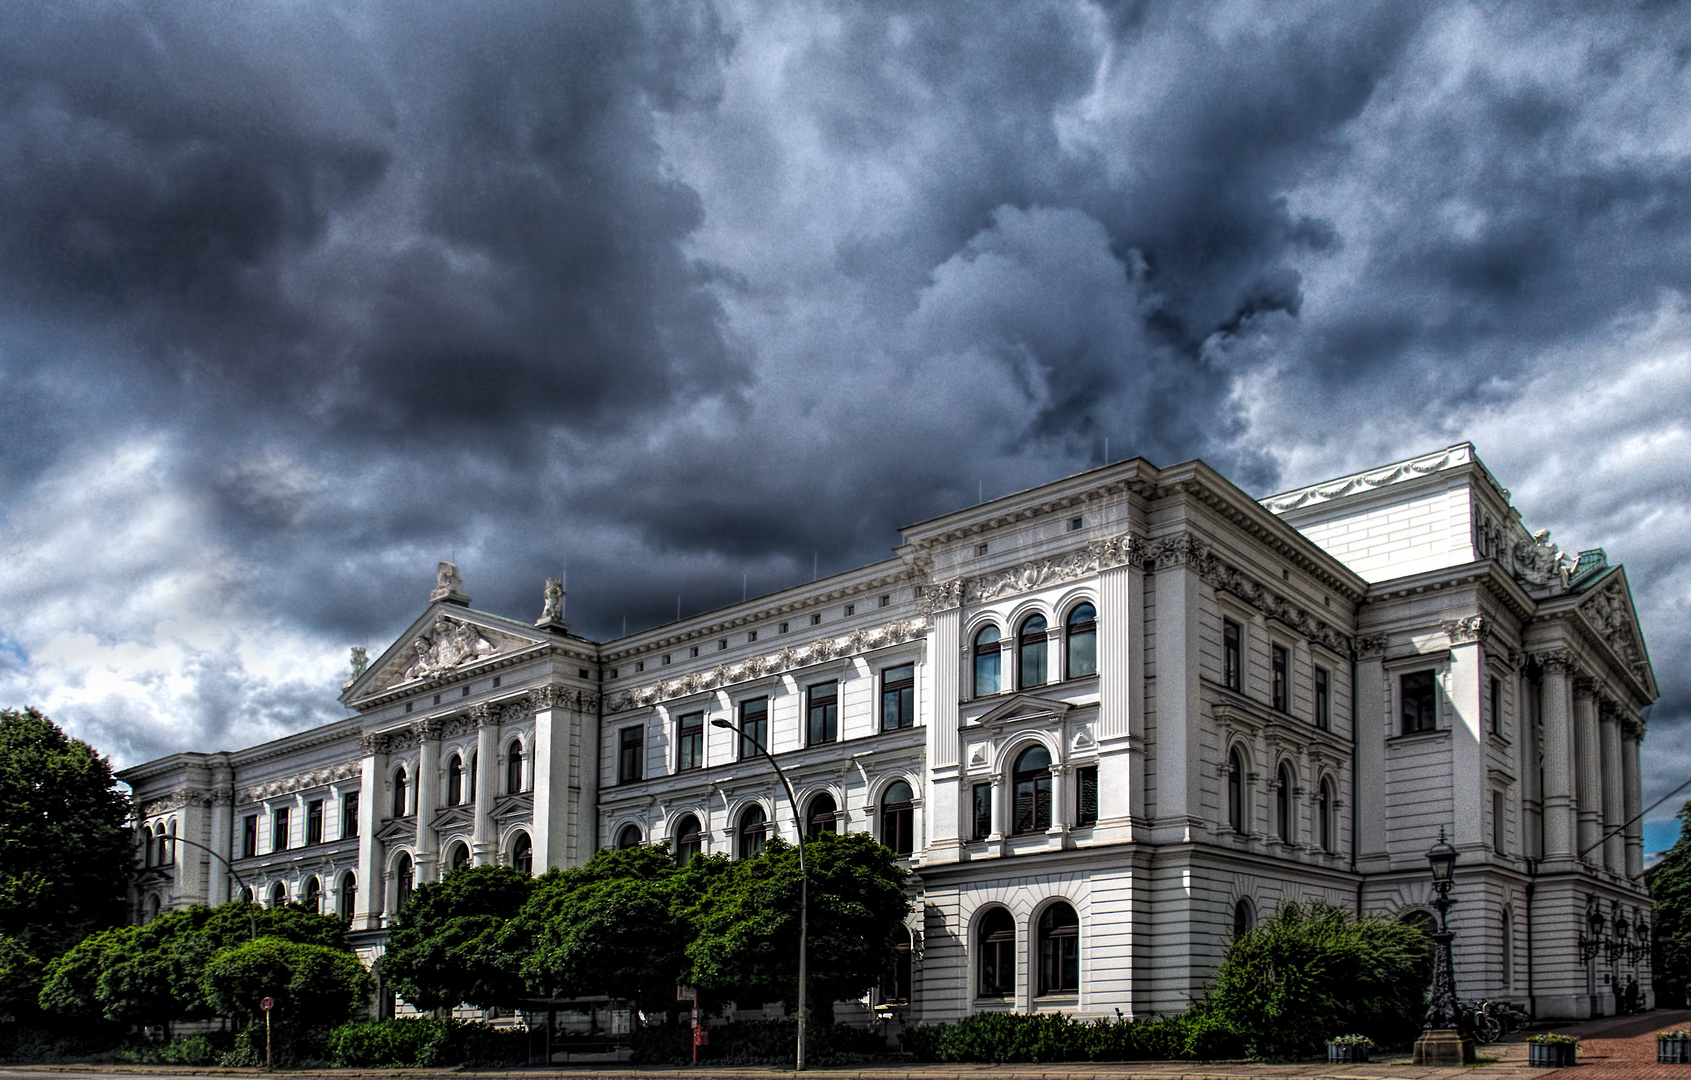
[114,1034,223,1065]
[899,1009,1241,1063]
[631,1019,885,1066]
[326,1018,524,1068]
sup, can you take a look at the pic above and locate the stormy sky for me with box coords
[2,2,1688,846]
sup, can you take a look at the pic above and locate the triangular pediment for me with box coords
[431,806,475,833]
[1575,567,1658,700]
[375,815,416,845]
[973,693,1074,726]
[342,604,553,705]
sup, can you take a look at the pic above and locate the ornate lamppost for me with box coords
[710,717,809,1071]
[1413,828,1475,1066]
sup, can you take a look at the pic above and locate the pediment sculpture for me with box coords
[401,615,497,682]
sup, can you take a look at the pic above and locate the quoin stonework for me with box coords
[121,444,1657,1022]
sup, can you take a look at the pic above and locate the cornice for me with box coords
[898,462,1158,550]
[1261,443,1502,515]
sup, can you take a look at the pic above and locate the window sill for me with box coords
[1387,728,1450,746]
[1035,994,1079,1007]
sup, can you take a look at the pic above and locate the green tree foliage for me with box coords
[36,901,351,1024]
[685,832,910,1017]
[0,708,133,956]
[1646,798,1691,1005]
[383,864,535,1010]
[517,846,692,1011]
[200,936,372,1029]
[0,935,43,1023]
[1207,900,1431,1059]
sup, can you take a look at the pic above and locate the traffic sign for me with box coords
[260,996,274,1012]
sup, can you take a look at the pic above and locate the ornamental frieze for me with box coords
[1185,539,1354,657]
[237,760,361,805]
[1441,616,1487,644]
[965,533,1139,604]
[142,788,213,817]
[608,618,928,712]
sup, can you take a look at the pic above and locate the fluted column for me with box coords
[472,704,500,864]
[1622,720,1644,878]
[1538,655,1576,861]
[355,733,386,930]
[1573,678,1601,862]
[413,718,443,883]
[208,764,234,906]
[1600,702,1624,874]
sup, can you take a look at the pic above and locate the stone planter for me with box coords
[1660,1036,1691,1064]
[1327,1041,1370,1064]
[1528,1040,1578,1068]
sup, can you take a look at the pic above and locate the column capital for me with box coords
[1355,634,1389,660]
[470,703,496,727]
[1573,675,1600,700]
[1532,649,1577,675]
[414,716,445,740]
[359,733,389,756]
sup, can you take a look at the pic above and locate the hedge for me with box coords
[899,1009,1242,1063]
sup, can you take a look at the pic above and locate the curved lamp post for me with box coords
[710,717,810,1071]
[151,833,261,940]
[1413,828,1474,1066]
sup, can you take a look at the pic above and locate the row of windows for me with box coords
[972,604,1096,697]
[140,821,176,867]
[616,665,916,783]
[967,748,1098,839]
[240,794,360,859]
[976,902,1080,998]
[243,871,359,921]
[655,780,920,863]
[1222,618,1333,729]
[1224,748,1338,852]
[392,740,530,817]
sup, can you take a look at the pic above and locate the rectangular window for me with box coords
[341,792,359,839]
[1271,644,1289,711]
[1075,765,1098,827]
[844,603,855,616]
[618,725,644,783]
[881,664,915,731]
[676,712,704,771]
[1400,670,1438,734]
[1314,667,1331,730]
[1490,675,1502,736]
[272,807,290,853]
[807,681,838,745]
[738,697,768,759]
[1223,619,1242,691]
[242,815,258,859]
[306,799,323,845]
[1492,790,1505,853]
[971,782,993,841]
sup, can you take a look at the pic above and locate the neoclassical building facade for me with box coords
[121,444,1657,1021]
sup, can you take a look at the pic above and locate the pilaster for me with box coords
[355,733,386,930]
[1148,559,1203,843]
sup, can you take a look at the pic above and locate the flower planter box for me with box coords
[1660,1036,1691,1064]
[1327,1042,1370,1064]
[1529,1041,1578,1068]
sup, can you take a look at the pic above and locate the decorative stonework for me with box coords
[536,577,567,630]
[608,618,927,712]
[965,534,1139,604]
[414,716,446,740]
[1512,529,1573,587]
[143,788,213,817]
[918,578,964,616]
[237,760,361,805]
[1356,634,1389,659]
[1175,536,1353,656]
[1579,576,1650,685]
[1441,616,1487,643]
[399,615,497,683]
[430,561,470,605]
[1532,649,1576,675]
[1261,445,1472,513]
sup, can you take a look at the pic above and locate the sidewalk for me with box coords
[10,1009,1691,1080]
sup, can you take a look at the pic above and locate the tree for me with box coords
[383,864,535,1010]
[200,936,372,1030]
[0,708,133,956]
[518,846,692,1011]
[1647,797,1691,1005]
[0,935,43,1023]
[684,832,910,1019]
[1206,900,1431,1059]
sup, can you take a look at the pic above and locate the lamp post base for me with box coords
[1413,1029,1476,1066]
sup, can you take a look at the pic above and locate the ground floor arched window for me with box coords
[510,833,533,875]
[978,907,1015,998]
[672,816,702,865]
[1037,902,1079,996]
[338,871,357,922]
[395,853,414,908]
[881,925,913,1006]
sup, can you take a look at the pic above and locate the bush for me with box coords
[899,1009,1241,1063]
[631,1019,886,1066]
[114,1034,223,1065]
[326,1018,525,1068]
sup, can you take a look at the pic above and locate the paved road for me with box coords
[6,1008,1690,1080]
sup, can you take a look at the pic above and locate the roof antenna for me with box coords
[743,572,748,602]
[978,479,983,504]
[622,614,627,637]
[1104,437,1109,464]
[677,595,682,622]
[812,552,818,582]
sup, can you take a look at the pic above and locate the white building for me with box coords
[121,444,1657,1021]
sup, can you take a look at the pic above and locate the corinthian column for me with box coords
[1599,702,1624,874]
[1622,719,1644,878]
[1538,654,1576,861]
[1573,678,1601,861]
[413,718,443,883]
[355,733,386,930]
[472,704,500,864]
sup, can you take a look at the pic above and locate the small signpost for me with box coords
[690,1004,707,1065]
[260,996,274,1069]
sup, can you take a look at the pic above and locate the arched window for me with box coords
[270,881,288,908]
[447,755,464,805]
[240,886,254,905]
[1037,902,1080,996]
[806,793,838,838]
[978,907,1015,997]
[1276,764,1294,842]
[1012,745,1052,835]
[142,826,155,868]
[302,876,321,912]
[881,780,915,856]
[338,871,357,922]
[1065,603,1097,679]
[973,626,1002,697]
[506,740,525,794]
[738,804,767,859]
[616,824,643,850]
[164,821,176,864]
[672,815,703,865]
[1233,898,1255,937]
[881,925,913,1006]
[395,853,415,907]
[448,841,471,871]
[392,766,409,817]
[511,833,533,875]
[1318,778,1335,853]
[1227,748,1245,833]
[1018,614,1049,689]
[467,751,476,803]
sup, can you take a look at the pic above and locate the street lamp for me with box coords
[1609,912,1631,964]
[1579,902,1607,962]
[1632,919,1652,965]
[710,717,810,1071]
[1413,828,1475,1066]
